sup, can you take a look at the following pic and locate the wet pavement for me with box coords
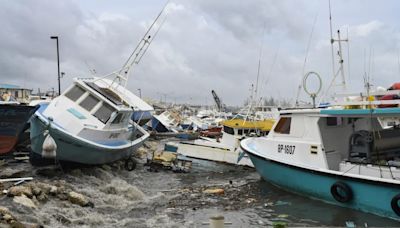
[0,139,399,227]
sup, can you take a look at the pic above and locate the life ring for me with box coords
[391,194,400,216]
[330,181,353,203]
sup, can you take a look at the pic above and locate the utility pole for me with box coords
[50,36,61,95]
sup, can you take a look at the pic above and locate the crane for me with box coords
[211,90,225,112]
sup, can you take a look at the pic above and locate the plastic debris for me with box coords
[345,221,356,228]
[0,177,33,183]
[274,200,291,206]
[272,221,287,228]
[203,188,225,194]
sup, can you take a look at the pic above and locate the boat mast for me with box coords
[318,1,349,105]
[95,1,169,91]
[329,0,348,91]
[119,1,169,88]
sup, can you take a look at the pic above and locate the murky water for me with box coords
[1,141,399,227]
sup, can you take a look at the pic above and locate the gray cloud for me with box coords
[1,0,400,106]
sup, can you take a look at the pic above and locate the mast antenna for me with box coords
[318,0,349,105]
[95,0,170,90]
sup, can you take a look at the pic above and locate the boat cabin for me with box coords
[267,108,400,180]
[42,78,145,140]
[222,119,274,138]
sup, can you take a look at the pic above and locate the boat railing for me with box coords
[327,89,400,107]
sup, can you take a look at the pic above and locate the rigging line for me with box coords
[120,0,170,71]
[397,48,400,79]
[346,27,350,83]
[135,13,168,65]
[368,46,372,84]
[295,11,318,106]
[259,45,280,98]
[122,13,169,87]
[254,22,267,105]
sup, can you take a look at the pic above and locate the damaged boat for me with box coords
[29,2,168,166]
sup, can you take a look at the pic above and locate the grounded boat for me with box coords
[150,110,181,133]
[30,77,152,165]
[0,104,39,154]
[29,1,168,166]
[241,91,400,220]
[177,118,274,167]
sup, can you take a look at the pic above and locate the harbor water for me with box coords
[0,140,398,227]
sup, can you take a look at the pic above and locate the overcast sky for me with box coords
[1,0,400,106]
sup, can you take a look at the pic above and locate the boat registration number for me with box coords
[277,144,295,154]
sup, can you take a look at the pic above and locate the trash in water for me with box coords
[345,221,356,228]
[202,188,225,194]
[274,200,291,206]
[145,150,192,173]
[272,221,287,228]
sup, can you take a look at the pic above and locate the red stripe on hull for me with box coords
[0,136,18,154]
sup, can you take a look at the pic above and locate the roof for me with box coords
[0,84,31,90]
[320,108,400,116]
[0,84,20,89]
[221,119,275,131]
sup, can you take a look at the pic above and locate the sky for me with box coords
[1,0,400,106]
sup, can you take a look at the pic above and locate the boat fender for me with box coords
[391,194,400,216]
[330,181,352,203]
[42,131,57,158]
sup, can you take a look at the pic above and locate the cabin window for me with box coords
[238,129,243,135]
[244,129,249,135]
[94,103,114,123]
[111,113,124,124]
[274,117,291,134]
[79,94,99,111]
[224,126,234,135]
[327,117,343,126]
[65,86,85,101]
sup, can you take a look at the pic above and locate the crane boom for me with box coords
[211,90,224,112]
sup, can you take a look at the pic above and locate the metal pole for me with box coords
[137,88,142,98]
[51,36,61,95]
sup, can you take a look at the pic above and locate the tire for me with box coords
[124,158,137,171]
[391,194,400,216]
[330,181,353,203]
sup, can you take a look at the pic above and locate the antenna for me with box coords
[329,0,336,85]
[295,12,318,106]
[85,61,96,75]
[94,0,170,90]
[318,0,349,105]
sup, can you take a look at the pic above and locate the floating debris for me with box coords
[203,188,225,195]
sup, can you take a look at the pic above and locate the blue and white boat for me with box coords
[28,3,168,166]
[30,77,153,165]
[241,91,400,220]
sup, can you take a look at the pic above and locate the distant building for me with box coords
[0,84,32,104]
